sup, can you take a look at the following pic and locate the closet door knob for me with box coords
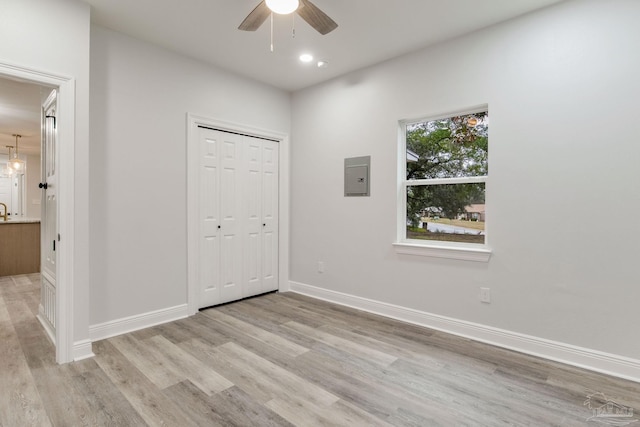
[39,182,48,189]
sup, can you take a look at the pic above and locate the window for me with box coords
[398,108,489,254]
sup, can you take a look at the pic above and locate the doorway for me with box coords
[0,76,51,343]
[0,61,78,363]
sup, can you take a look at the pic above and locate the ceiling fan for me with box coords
[239,0,338,36]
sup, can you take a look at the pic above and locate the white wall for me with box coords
[290,0,640,362]
[0,0,91,344]
[89,26,291,325]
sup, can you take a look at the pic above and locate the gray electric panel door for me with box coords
[344,156,370,197]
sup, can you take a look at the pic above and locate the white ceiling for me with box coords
[85,0,565,91]
[1,0,564,156]
[0,78,49,156]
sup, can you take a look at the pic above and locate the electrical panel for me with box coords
[344,156,370,197]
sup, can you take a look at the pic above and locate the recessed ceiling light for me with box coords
[299,54,314,63]
[317,60,329,68]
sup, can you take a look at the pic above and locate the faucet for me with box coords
[0,202,6,221]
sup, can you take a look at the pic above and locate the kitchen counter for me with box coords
[0,217,41,224]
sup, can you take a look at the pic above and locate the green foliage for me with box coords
[407,226,426,233]
[406,112,488,227]
[406,112,488,180]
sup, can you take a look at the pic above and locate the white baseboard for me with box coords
[73,339,95,361]
[288,281,640,383]
[89,304,189,342]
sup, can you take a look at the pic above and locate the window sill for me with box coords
[393,242,492,262]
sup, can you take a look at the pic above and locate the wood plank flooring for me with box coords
[1,273,639,426]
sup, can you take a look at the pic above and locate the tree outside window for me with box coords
[403,110,488,244]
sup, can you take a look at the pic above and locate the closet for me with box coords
[197,126,279,308]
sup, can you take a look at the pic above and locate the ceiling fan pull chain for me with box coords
[292,14,296,39]
[270,13,274,52]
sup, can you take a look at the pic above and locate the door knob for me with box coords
[39,182,48,189]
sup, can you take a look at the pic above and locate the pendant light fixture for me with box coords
[3,146,15,176]
[8,134,25,172]
[265,0,299,14]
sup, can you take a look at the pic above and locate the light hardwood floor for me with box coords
[1,273,639,426]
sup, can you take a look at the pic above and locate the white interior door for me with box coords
[219,131,243,304]
[260,140,279,293]
[243,137,279,297]
[198,127,243,307]
[197,126,279,309]
[243,137,263,297]
[39,89,57,335]
[11,173,25,217]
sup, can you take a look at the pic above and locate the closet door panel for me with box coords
[261,141,279,292]
[219,134,243,304]
[244,137,263,297]
[199,128,222,307]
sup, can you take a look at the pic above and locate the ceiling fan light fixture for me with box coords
[265,0,299,15]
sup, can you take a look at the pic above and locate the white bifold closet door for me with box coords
[198,126,279,309]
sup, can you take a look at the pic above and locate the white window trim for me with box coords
[395,108,492,262]
[393,242,492,262]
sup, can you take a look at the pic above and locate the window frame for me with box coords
[395,106,492,262]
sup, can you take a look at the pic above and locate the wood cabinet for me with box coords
[0,222,41,276]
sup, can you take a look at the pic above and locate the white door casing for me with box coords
[0,61,79,364]
[190,117,286,311]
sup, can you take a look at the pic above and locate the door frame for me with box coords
[0,61,76,364]
[186,114,290,314]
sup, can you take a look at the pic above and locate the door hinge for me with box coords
[57,233,61,241]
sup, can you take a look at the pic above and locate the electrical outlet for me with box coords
[480,287,491,304]
[318,261,325,274]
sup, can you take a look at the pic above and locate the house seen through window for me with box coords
[403,109,488,245]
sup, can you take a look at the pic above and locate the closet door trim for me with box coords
[186,114,290,314]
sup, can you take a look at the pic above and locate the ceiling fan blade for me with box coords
[297,0,338,35]
[238,1,271,31]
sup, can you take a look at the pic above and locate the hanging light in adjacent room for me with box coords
[8,134,25,172]
[2,146,15,176]
[265,0,299,15]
